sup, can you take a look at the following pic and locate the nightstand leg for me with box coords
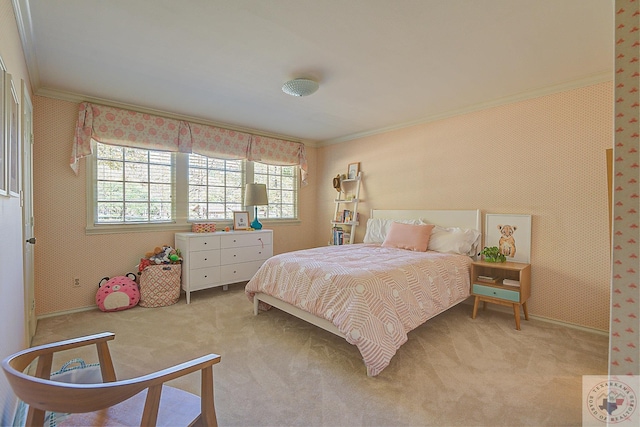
[522,301,529,320]
[513,304,521,331]
[472,296,480,319]
[482,301,487,311]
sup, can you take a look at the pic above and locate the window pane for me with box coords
[187,155,244,220]
[95,142,174,224]
[253,162,297,219]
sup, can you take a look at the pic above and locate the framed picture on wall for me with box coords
[485,214,532,263]
[0,69,6,197]
[8,75,20,197]
[347,162,360,179]
[233,211,250,230]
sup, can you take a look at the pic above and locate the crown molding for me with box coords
[12,0,40,89]
[318,71,613,147]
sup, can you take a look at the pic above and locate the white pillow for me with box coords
[363,218,424,243]
[428,226,481,256]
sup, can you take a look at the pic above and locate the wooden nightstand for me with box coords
[470,260,531,330]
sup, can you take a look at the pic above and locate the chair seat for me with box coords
[57,385,201,426]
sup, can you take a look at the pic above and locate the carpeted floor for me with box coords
[32,283,608,426]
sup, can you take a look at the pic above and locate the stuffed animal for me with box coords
[96,273,140,312]
[497,224,517,257]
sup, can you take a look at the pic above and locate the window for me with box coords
[95,143,173,223]
[188,154,244,220]
[91,142,298,229]
[254,163,297,219]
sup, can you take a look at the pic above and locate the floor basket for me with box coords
[138,264,181,307]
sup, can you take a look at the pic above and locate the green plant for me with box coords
[481,246,506,263]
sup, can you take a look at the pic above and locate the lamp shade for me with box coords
[245,183,268,206]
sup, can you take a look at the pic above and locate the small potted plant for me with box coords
[481,246,506,263]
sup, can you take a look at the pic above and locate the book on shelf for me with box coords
[332,226,343,245]
[502,279,520,287]
[476,275,498,284]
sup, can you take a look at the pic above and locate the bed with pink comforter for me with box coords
[245,243,472,376]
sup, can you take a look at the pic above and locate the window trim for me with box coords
[86,143,300,235]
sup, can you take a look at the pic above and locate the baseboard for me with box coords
[37,305,98,320]
[460,298,609,337]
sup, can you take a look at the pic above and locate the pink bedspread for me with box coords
[245,243,471,376]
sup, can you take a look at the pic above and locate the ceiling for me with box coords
[15,0,613,145]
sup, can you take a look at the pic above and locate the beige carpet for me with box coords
[32,283,608,426]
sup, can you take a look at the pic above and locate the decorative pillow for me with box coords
[382,223,435,252]
[428,226,481,256]
[363,218,424,243]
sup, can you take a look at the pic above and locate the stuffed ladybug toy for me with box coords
[96,273,140,312]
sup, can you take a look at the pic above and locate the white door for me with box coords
[21,81,36,343]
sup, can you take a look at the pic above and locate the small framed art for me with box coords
[233,211,250,230]
[347,162,360,179]
[485,214,532,263]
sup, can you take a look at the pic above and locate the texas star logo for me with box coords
[587,380,637,423]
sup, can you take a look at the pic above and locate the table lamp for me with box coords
[244,183,268,229]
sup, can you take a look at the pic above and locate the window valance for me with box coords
[71,102,308,184]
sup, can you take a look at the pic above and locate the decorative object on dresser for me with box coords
[233,211,250,230]
[470,260,531,330]
[176,230,273,304]
[331,171,361,244]
[244,183,269,230]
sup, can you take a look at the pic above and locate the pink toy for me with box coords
[96,273,140,312]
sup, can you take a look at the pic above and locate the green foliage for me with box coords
[481,246,506,263]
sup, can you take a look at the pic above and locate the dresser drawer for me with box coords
[473,284,520,302]
[220,260,265,283]
[220,245,272,265]
[188,267,221,290]
[189,249,220,269]
[189,235,221,251]
[221,232,272,249]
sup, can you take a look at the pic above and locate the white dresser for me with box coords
[175,229,273,303]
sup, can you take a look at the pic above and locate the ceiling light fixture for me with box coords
[282,78,319,97]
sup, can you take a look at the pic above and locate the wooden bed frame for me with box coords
[252,209,482,339]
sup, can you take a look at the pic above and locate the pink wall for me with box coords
[33,96,318,315]
[316,82,613,331]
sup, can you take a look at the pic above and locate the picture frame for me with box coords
[347,162,360,179]
[233,211,250,230]
[484,214,532,263]
[8,76,19,197]
[0,68,6,197]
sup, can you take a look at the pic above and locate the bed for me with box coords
[245,209,482,376]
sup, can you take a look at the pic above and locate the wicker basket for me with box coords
[138,264,181,307]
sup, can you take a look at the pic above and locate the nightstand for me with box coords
[470,260,531,330]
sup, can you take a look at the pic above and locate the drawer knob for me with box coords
[204,258,208,261]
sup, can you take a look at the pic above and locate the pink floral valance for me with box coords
[248,135,308,185]
[188,122,250,160]
[71,102,191,173]
[71,102,308,185]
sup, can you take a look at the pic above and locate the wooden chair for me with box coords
[2,332,221,426]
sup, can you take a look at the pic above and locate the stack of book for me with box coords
[476,275,498,284]
[332,227,343,245]
[502,279,520,287]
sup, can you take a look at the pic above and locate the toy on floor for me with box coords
[96,273,140,312]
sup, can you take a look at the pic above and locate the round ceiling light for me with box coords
[282,78,319,97]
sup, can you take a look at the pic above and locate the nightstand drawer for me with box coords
[473,284,520,302]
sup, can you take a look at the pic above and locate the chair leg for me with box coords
[199,366,218,427]
[141,384,163,426]
[26,407,46,427]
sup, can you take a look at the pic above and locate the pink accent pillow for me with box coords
[381,222,435,252]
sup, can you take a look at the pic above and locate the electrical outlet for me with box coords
[73,278,80,288]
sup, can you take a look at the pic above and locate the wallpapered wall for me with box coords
[316,82,613,331]
[32,97,317,316]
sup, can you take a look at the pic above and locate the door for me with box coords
[21,81,36,343]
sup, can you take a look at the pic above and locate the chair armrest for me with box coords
[125,354,221,387]
[7,332,116,373]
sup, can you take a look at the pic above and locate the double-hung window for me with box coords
[90,141,298,231]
